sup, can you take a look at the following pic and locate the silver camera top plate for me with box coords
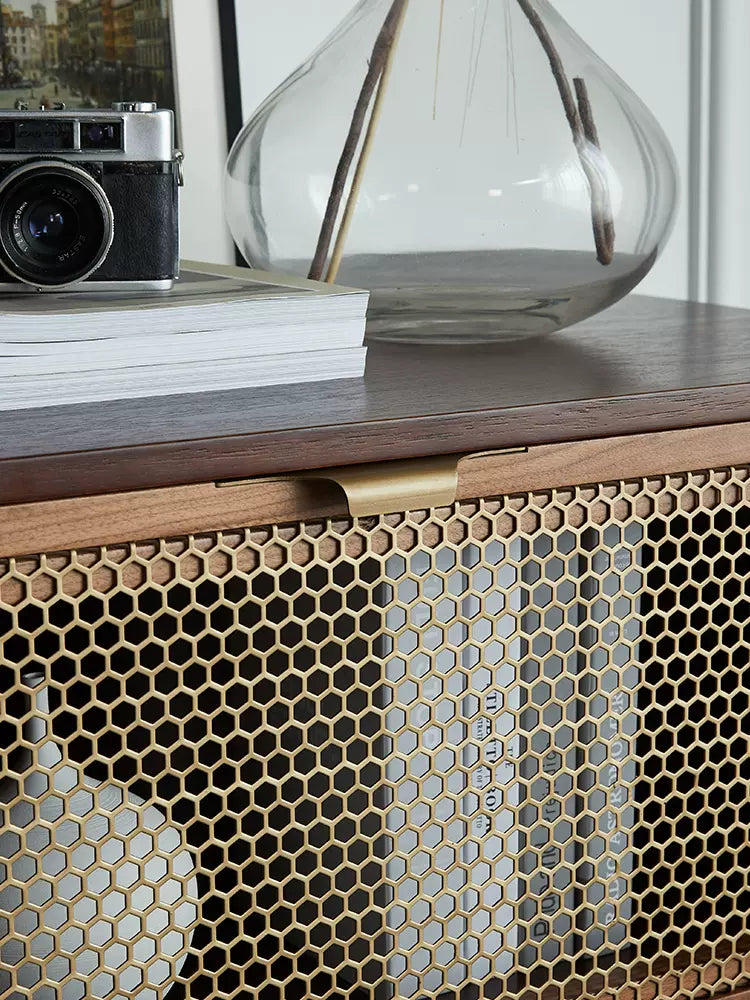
[0,104,175,162]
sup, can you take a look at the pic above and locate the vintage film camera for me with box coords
[0,102,181,290]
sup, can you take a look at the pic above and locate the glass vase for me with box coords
[224,0,678,343]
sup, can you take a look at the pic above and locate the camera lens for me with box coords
[26,202,68,250]
[0,161,113,286]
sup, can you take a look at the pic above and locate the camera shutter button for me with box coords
[110,101,157,112]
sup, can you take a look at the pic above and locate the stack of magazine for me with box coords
[0,260,369,410]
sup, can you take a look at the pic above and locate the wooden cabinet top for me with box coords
[3,294,750,505]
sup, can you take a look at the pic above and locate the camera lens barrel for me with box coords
[0,160,114,287]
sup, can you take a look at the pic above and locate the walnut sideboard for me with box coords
[3,294,750,1000]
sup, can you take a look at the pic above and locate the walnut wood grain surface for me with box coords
[3,294,750,504]
[2,420,749,560]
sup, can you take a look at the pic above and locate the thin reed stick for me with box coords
[505,0,520,152]
[460,2,481,146]
[308,0,408,282]
[433,0,445,120]
[468,0,490,107]
[325,1,409,284]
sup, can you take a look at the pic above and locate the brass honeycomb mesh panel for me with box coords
[2,467,750,1000]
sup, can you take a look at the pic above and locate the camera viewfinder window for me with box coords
[80,122,123,151]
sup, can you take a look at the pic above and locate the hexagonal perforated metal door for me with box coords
[2,466,750,1000]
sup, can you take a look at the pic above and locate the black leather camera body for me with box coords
[0,102,180,291]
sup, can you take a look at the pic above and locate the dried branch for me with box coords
[515,0,581,139]
[574,76,614,264]
[516,0,615,265]
[310,0,615,283]
[308,0,409,282]
[326,2,409,284]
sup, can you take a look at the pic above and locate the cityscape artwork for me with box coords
[0,0,176,112]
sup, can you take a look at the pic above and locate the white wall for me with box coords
[234,1,352,119]
[705,0,750,309]
[172,0,234,263]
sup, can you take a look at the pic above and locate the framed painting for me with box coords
[0,0,178,118]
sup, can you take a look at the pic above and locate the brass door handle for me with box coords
[216,449,526,517]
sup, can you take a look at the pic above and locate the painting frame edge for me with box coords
[215,0,244,265]
[216,0,242,152]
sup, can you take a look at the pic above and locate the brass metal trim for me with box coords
[215,448,528,517]
[4,462,750,1000]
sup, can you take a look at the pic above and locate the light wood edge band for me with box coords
[601,956,750,1000]
[0,419,747,562]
